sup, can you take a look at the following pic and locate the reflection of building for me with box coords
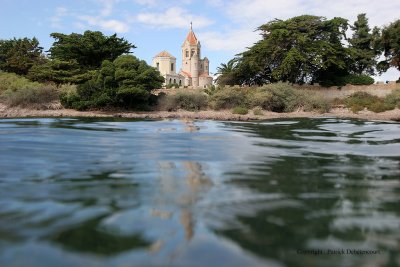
[152,24,213,88]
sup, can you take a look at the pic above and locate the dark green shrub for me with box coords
[344,74,374,85]
[320,74,374,87]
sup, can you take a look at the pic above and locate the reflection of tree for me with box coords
[51,217,149,255]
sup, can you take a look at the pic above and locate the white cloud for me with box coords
[136,7,214,29]
[50,7,68,28]
[134,0,157,7]
[79,16,129,33]
[200,28,260,53]
[222,0,400,28]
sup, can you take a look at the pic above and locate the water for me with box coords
[0,117,399,267]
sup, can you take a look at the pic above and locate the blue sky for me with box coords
[1,0,399,81]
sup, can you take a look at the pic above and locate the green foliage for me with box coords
[379,19,400,73]
[49,31,135,70]
[27,59,94,84]
[158,91,208,111]
[166,83,179,89]
[227,15,351,86]
[345,91,395,113]
[232,106,248,115]
[0,37,44,75]
[319,74,374,87]
[210,87,248,109]
[215,59,240,86]
[348,14,380,75]
[61,55,164,110]
[0,71,40,92]
[0,71,59,108]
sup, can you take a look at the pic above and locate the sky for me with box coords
[1,0,399,81]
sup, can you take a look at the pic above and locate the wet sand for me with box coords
[1,103,399,122]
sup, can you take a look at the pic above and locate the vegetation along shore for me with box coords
[1,14,400,121]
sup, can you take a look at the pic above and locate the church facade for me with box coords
[152,25,213,88]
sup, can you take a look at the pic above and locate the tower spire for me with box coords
[190,21,192,30]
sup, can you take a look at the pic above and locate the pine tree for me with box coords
[348,13,379,75]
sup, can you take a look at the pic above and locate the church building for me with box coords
[152,24,213,88]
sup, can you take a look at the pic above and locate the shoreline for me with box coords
[1,104,400,122]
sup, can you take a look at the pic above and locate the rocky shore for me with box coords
[1,103,400,122]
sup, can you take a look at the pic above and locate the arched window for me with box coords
[156,62,159,70]
[179,80,182,86]
[185,50,189,57]
[171,63,174,72]
[169,78,172,84]
[173,79,176,84]
[191,49,195,57]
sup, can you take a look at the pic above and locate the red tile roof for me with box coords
[184,29,198,45]
[180,70,192,77]
[154,50,176,59]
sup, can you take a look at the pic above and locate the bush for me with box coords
[345,92,395,113]
[232,106,248,115]
[208,83,331,113]
[0,71,41,92]
[166,83,179,89]
[253,106,264,115]
[59,84,79,108]
[0,71,60,108]
[210,87,248,109]
[158,91,208,111]
[384,88,400,108]
[2,85,59,108]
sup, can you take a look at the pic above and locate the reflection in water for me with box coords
[0,118,400,267]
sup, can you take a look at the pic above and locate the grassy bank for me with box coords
[2,71,400,115]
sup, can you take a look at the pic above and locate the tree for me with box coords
[215,59,239,86]
[27,59,95,84]
[48,31,135,70]
[348,13,379,75]
[230,15,351,86]
[0,37,44,75]
[379,19,400,74]
[60,55,164,110]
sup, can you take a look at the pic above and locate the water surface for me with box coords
[0,118,399,267]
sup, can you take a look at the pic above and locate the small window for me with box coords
[185,61,188,65]
[179,80,182,86]
[191,49,195,57]
[174,79,176,84]
[185,50,189,57]
[171,63,174,71]
[156,62,159,70]
[169,78,172,84]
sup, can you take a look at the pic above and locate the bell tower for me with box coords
[181,22,200,86]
